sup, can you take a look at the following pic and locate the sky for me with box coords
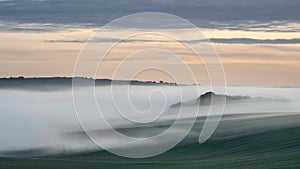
[0,0,300,86]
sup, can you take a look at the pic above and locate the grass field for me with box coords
[1,123,299,169]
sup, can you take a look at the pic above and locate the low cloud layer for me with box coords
[44,38,300,44]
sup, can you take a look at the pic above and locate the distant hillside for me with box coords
[0,77,178,90]
[170,91,288,108]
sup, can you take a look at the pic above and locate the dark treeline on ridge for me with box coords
[0,77,179,90]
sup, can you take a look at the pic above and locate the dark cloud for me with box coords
[209,38,300,44]
[0,0,299,31]
[44,39,88,43]
[44,38,300,44]
[0,22,80,32]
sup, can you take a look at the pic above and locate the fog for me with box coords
[0,85,300,156]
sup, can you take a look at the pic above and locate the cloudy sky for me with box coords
[0,0,299,85]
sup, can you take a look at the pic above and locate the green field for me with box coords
[1,124,299,169]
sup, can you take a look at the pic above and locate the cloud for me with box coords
[209,38,300,44]
[44,38,300,44]
[0,22,79,32]
[44,38,179,43]
[44,39,88,43]
[0,0,299,32]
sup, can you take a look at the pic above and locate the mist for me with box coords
[0,85,300,156]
